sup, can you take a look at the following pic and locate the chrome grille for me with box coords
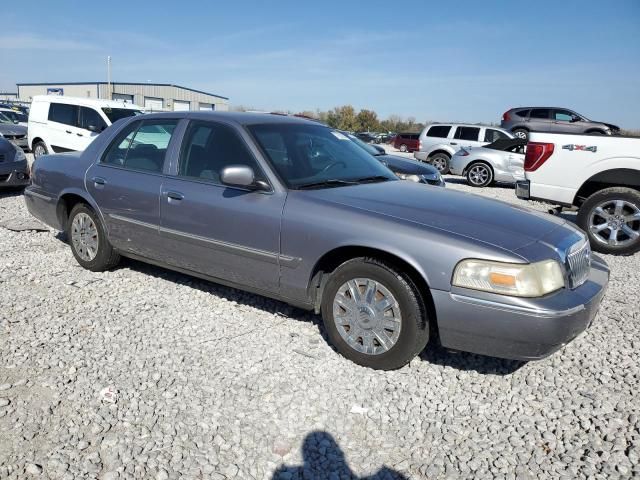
[566,240,591,289]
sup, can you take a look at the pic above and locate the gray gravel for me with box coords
[0,150,639,479]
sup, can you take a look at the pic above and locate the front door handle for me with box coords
[165,191,184,202]
[65,130,72,134]
[92,177,106,189]
[77,133,84,137]
[450,142,458,145]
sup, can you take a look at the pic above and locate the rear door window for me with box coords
[453,126,481,141]
[48,103,79,126]
[484,129,510,143]
[426,125,451,138]
[530,109,550,119]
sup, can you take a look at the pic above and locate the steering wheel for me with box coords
[321,161,347,173]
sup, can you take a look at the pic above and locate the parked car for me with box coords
[516,131,640,255]
[414,124,513,174]
[0,137,30,188]
[25,112,609,370]
[0,115,28,149]
[501,108,620,141]
[355,132,377,143]
[344,132,444,186]
[393,132,420,152]
[28,95,143,158]
[0,107,28,126]
[449,138,527,187]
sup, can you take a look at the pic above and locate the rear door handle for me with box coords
[65,130,72,134]
[165,191,184,202]
[92,176,106,188]
[450,142,458,145]
[76,133,83,137]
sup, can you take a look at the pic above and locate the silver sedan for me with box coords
[449,138,526,187]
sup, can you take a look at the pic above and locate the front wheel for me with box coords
[33,141,48,158]
[429,153,450,174]
[67,203,121,271]
[577,187,640,255]
[466,162,494,187]
[321,258,430,370]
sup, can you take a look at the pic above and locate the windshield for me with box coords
[102,107,143,123]
[249,123,396,189]
[0,112,12,124]
[345,132,381,156]
[1,110,27,123]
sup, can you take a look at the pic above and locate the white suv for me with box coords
[414,124,513,174]
[28,96,143,158]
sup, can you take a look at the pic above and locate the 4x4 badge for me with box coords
[562,144,597,152]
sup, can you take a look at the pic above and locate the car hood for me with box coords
[377,154,439,176]
[0,123,27,135]
[302,181,571,253]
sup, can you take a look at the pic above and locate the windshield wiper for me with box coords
[296,179,358,190]
[352,175,392,184]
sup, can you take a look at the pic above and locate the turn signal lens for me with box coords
[453,259,565,297]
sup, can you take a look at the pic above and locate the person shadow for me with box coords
[272,431,408,480]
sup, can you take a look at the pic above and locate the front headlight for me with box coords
[13,146,26,162]
[452,259,565,297]
[396,173,422,182]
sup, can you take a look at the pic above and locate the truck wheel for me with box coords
[321,257,430,370]
[67,203,121,271]
[577,187,640,255]
[512,129,528,140]
[429,153,450,174]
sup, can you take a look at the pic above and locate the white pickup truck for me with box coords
[516,132,640,255]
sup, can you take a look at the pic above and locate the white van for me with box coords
[28,96,143,158]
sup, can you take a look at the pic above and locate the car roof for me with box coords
[31,95,141,109]
[509,107,573,111]
[423,123,509,130]
[130,111,324,127]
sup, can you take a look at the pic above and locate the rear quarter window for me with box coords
[515,109,530,118]
[426,125,451,138]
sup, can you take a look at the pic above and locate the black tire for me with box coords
[577,187,640,256]
[399,144,408,152]
[465,162,494,187]
[321,257,430,370]
[512,128,529,141]
[429,153,451,174]
[67,203,120,271]
[33,141,48,158]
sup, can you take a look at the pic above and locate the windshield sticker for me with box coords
[331,131,349,140]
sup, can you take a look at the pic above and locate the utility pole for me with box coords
[107,56,112,100]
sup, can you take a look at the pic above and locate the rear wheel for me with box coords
[429,153,451,174]
[321,258,430,370]
[466,162,494,187]
[577,187,640,255]
[33,141,48,158]
[67,203,121,271]
[513,129,528,140]
[399,144,408,152]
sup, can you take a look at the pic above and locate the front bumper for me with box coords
[0,159,30,187]
[433,255,609,361]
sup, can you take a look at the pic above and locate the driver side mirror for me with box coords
[373,145,386,154]
[13,120,19,124]
[220,165,269,191]
[87,124,101,133]
[570,116,581,123]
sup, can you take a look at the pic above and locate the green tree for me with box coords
[356,109,379,132]
[326,105,358,131]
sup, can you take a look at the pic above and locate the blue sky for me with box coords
[2,0,639,127]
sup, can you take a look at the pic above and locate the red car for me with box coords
[392,132,420,152]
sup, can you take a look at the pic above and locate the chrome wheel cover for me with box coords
[432,157,447,173]
[333,278,402,356]
[514,130,527,139]
[71,213,99,261]
[589,199,640,247]
[468,164,491,186]
[34,145,46,157]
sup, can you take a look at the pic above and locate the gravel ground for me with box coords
[0,150,638,479]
